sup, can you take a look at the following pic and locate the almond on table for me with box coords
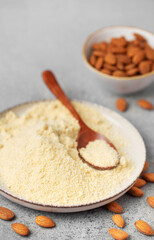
[11,223,30,236]
[106,201,123,213]
[134,178,146,188]
[116,98,128,112]
[112,214,125,228]
[135,220,154,236]
[142,161,149,172]
[137,99,153,110]
[0,207,15,221]
[35,215,55,228]
[147,196,154,208]
[142,173,154,182]
[128,186,144,197]
[109,228,129,240]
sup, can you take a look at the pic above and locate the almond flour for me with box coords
[0,101,134,206]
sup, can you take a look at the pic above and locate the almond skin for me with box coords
[105,53,116,65]
[137,99,153,110]
[142,173,154,182]
[109,228,129,240]
[0,207,15,220]
[11,223,29,236]
[134,178,146,188]
[147,196,154,208]
[128,186,144,197]
[106,201,123,213]
[142,161,149,172]
[135,220,154,236]
[139,61,152,74]
[116,98,127,112]
[112,214,125,228]
[35,215,55,228]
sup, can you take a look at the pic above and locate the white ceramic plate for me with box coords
[0,100,146,212]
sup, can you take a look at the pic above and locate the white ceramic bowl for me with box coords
[0,100,146,212]
[82,26,154,94]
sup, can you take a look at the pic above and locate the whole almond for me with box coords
[106,201,123,213]
[104,63,117,71]
[128,186,144,197]
[109,228,129,240]
[117,62,125,70]
[111,47,126,54]
[145,48,154,61]
[137,99,153,110]
[0,207,15,220]
[135,220,154,236]
[125,63,136,71]
[116,98,127,112]
[147,196,154,208]
[93,51,105,57]
[11,223,29,236]
[111,37,127,47]
[142,173,154,182]
[134,33,146,42]
[132,50,145,64]
[113,70,127,77]
[139,61,152,74]
[117,54,131,64]
[92,43,102,50]
[94,57,104,70]
[127,46,140,57]
[142,161,149,172]
[126,68,139,76]
[89,55,96,66]
[35,215,55,228]
[134,178,146,188]
[112,214,125,228]
[101,68,111,75]
[105,53,116,65]
[100,42,108,51]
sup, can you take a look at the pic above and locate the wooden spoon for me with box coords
[42,70,120,170]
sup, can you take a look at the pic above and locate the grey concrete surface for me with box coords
[0,0,154,239]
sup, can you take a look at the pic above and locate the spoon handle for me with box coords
[42,70,87,129]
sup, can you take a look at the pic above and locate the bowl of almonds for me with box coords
[82,26,154,94]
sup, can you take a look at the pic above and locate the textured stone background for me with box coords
[0,0,154,239]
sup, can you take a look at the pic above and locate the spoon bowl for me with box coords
[42,70,120,170]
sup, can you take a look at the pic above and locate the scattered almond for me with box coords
[147,196,154,208]
[109,228,129,240]
[142,161,149,172]
[11,223,29,236]
[116,98,127,112]
[112,214,125,228]
[35,215,55,228]
[135,220,154,236]
[134,178,146,188]
[106,201,123,213]
[0,207,15,220]
[137,99,153,110]
[128,186,144,197]
[142,173,154,182]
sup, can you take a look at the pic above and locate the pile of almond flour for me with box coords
[0,101,134,206]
